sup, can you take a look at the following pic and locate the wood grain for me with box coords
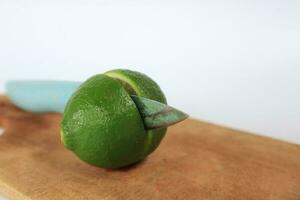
[0,95,300,200]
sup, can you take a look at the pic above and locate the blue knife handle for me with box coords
[6,81,81,113]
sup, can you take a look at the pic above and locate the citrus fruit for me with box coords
[60,69,167,169]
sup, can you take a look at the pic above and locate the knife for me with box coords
[6,81,188,130]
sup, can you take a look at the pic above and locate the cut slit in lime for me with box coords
[104,69,168,157]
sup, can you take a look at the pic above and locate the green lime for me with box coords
[60,69,167,169]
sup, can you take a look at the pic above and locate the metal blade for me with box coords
[130,95,188,130]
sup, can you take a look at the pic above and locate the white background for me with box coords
[0,1,299,142]
[0,1,300,199]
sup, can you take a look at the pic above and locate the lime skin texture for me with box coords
[60,69,167,169]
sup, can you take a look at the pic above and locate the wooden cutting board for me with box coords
[0,95,300,200]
